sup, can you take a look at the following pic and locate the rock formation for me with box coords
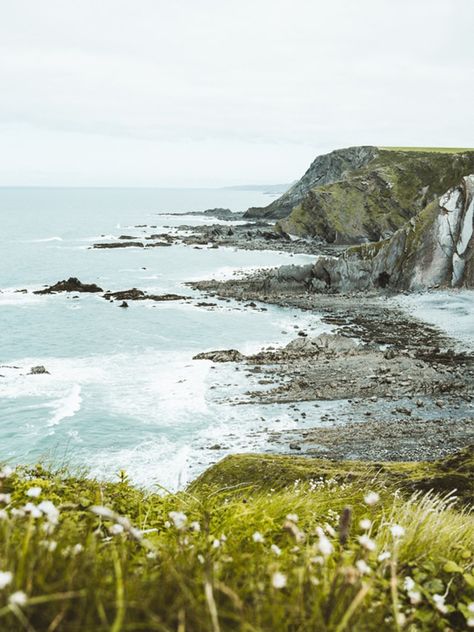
[34,278,104,294]
[245,147,474,245]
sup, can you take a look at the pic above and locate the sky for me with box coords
[0,0,473,187]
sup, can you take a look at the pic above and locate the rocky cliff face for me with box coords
[262,176,474,292]
[246,146,474,245]
[245,146,379,220]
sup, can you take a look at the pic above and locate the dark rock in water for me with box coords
[92,242,144,249]
[209,444,222,450]
[103,288,187,302]
[146,241,173,248]
[193,349,244,362]
[29,365,50,375]
[289,443,302,451]
[118,235,138,240]
[34,277,103,295]
[14,289,28,294]
[119,301,129,308]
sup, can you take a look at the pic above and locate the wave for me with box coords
[25,236,64,243]
[47,384,82,427]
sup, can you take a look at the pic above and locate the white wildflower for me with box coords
[164,520,171,529]
[11,508,25,518]
[220,534,227,542]
[378,551,391,561]
[252,531,264,543]
[168,511,187,530]
[9,591,27,607]
[26,487,41,498]
[23,503,42,519]
[390,524,405,539]
[197,554,205,564]
[433,594,448,614]
[72,544,83,555]
[0,493,11,504]
[408,591,421,605]
[286,513,298,523]
[359,518,372,531]
[271,572,287,589]
[38,500,60,524]
[356,559,371,575]
[324,523,336,537]
[0,509,7,520]
[0,466,13,478]
[403,576,415,592]
[90,506,115,519]
[469,603,474,613]
[190,521,200,532]
[0,571,13,589]
[468,618,474,628]
[109,524,124,535]
[212,539,220,549]
[358,535,376,551]
[397,613,406,626]
[271,544,282,556]
[318,533,333,557]
[364,491,380,506]
[40,540,57,552]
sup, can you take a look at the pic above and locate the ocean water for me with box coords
[0,187,330,489]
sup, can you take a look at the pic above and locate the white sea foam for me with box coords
[48,384,82,427]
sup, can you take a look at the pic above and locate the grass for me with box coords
[0,449,472,631]
[379,147,474,154]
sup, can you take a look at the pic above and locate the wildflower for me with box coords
[252,531,264,543]
[359,518,372,531]
[90,506,115,519]
[0,571,13,589]
[9,591,27,607]
[38,500,60,524]
[403,577,415,592]
[271,544,282,556]
[358,535,376,551]
[0,510,7,520]
[190,521,200,532]
[109,524,124,535]
[40,540,57,552]
[318,533,333,557]
[433,594,448,614]
[364,491,380,506]
[324,523,336,537]
[397,613,406,626]
[0,466,13,478]
[0,493,11,504]
[390,524,405,539]
[164,520,171,529]
[212,539,220,549]
[378,551,391,561]
[26,486,42,498]
[72,543,83,555]
[408,591,421,605]
[271,572,287,589]
[197,554,205,564]
[168,511,187,530]
[356,559,371,575]
[10,508,25,518]
[286,513,298,523]
[469,603,474,614]
[468,618,474,628]
[23,503,42,519]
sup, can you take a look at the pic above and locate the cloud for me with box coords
[0,0,473,185]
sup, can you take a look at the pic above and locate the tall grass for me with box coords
[0,465,472,630]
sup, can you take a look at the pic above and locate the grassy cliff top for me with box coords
[379,147,474,153]
[0,449,472,630]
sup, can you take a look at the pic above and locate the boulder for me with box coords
[34,277,103,295]
[193,349,244,362]
[29,365,50,375]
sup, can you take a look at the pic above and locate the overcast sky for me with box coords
[0,0,473,186]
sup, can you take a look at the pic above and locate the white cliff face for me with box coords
[452,178,474,285]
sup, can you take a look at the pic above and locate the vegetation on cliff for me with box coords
[0,448,472,630]
[278,148,474,244]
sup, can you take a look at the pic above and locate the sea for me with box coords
[1,187,472,490]
[0,187,329,490]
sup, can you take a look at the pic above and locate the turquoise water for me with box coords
[0,187,328,489]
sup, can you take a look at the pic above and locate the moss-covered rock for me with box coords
[190,446,474,505]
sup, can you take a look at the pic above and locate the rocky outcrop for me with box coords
[34,278,104,294]
[103,289,187,302]
[245,146,378,220]
[245,147,474,245]
[193,349,244,362]
[261,176,474,292]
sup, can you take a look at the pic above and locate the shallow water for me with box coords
[0,187,331,489]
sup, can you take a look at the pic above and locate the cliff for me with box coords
[261,175,474,292]
[245,146,474,245]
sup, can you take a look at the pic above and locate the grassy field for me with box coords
[0,449,472,631]
[379,147,474,153]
